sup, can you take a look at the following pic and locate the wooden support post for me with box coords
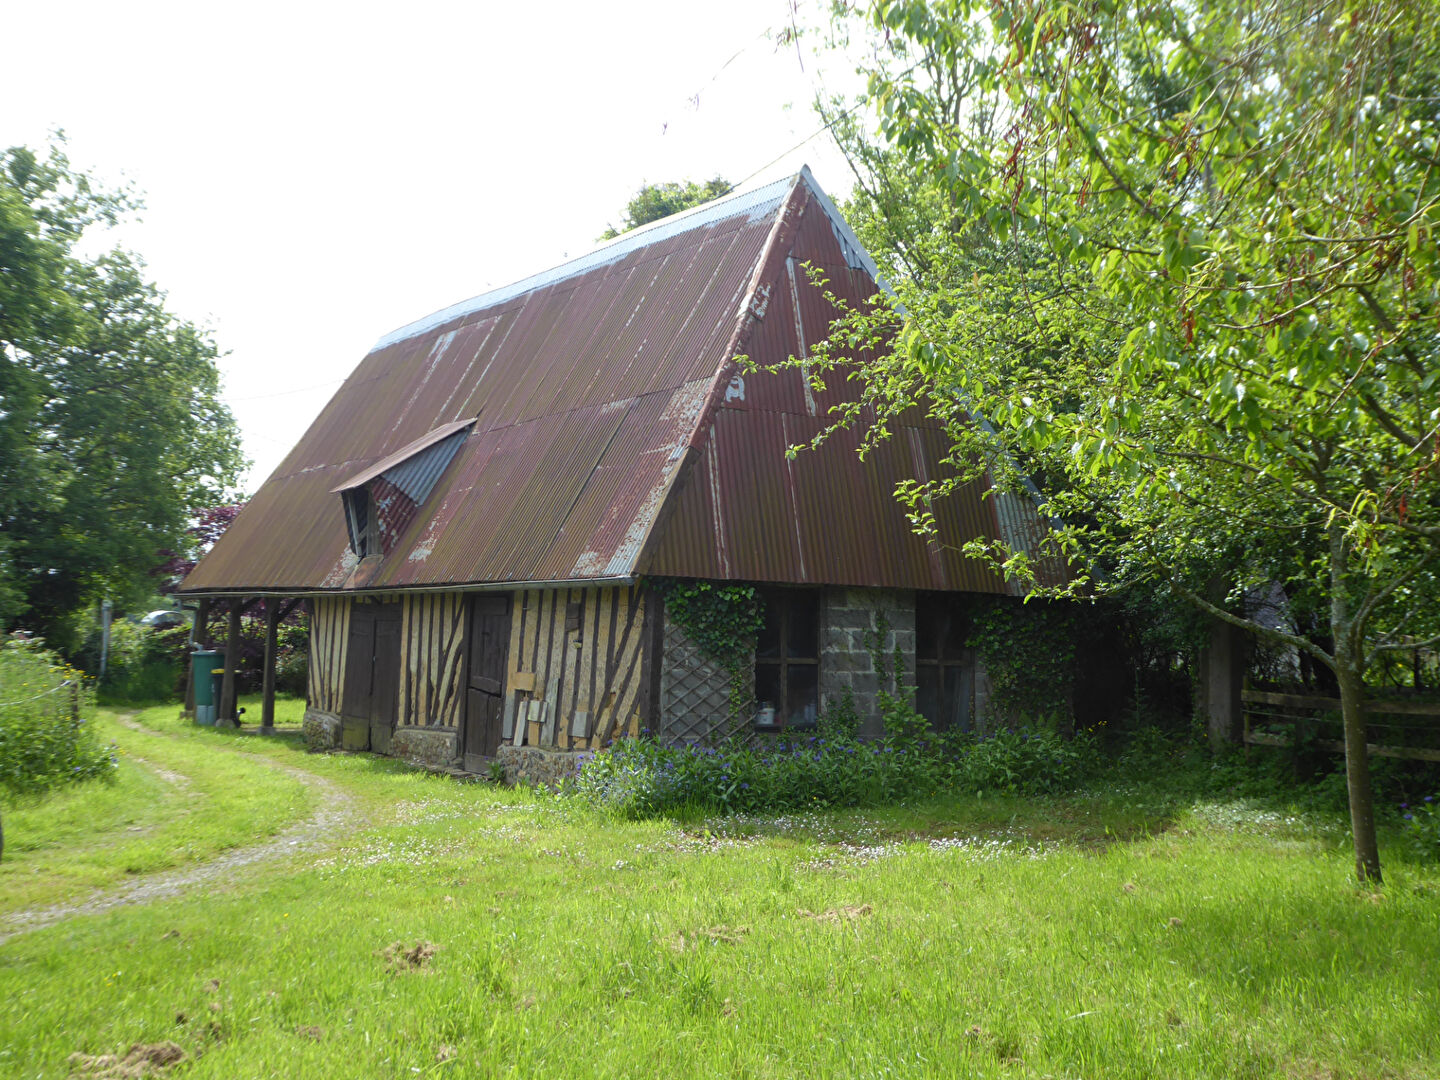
[183,596,210,718]
[220,602,241,727]
[1203,618,1243,753]
[261,598,280,731]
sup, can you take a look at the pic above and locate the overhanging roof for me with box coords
[182,168,1064,597]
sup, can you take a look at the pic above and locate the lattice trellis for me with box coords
[658,619,754,746]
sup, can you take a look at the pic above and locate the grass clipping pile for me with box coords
[68,1042,185,1079]
[379,940,438,973]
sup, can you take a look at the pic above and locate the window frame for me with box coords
[753,588,821,730]
[914,592,973,733]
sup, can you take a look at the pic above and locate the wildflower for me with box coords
[1404,814,1414,821]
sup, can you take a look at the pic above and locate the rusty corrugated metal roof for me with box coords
[183,167,1059,596]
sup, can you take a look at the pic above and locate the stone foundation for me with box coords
[302,710,341,751]
[496,745,586,787]
[819,587,916,739]
[391,726,459,770]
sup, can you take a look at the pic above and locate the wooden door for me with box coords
[463,594,511,771]
[341,609,375,750]
[341,603,402,753]
[370,607,402,755]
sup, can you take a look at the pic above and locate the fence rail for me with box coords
[1242,690,1440,763]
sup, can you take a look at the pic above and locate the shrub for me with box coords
[0,638,114,800]
[571,733,932,817]
[570,722,1100,818]
[92,620,190,704]
[952,728,1099,796]
[1401,796,1439,863]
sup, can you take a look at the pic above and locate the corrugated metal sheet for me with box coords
[331,419,474,494]
[183,166,1059,597]
[183,176,795,593]
[642,185,1058,593]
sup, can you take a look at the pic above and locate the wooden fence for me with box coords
[1242,690,1440,763]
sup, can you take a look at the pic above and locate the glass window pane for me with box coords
[786,593,819,659]
[941,663,971,732]
[915,593,942,660]
[915,666,940,729]
[754,664,781,713]
[756,596,781,659]
[942,601,970,660]
[786,663,819,726]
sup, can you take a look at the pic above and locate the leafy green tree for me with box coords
[599,177,733,240]
[0,141,244,652]
[806,0,1440,882]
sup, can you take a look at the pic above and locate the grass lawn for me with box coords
[1,702,1437,1079]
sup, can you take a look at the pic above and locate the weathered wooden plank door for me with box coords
[341,609,375,750]
[463,594,511,771]
[341,603,402,753]
[370,607,402,755]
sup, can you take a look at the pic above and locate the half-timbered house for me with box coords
[180,168,1057,781]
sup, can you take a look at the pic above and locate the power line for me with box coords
[228,378,343,403]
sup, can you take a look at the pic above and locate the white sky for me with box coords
[5,0,866,491]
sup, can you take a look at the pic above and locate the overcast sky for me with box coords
[6,0,865,490]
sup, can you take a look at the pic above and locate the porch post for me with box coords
[220,601,241,727]
[261,598,280,732]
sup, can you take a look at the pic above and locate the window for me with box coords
[342,488,379,557]
[915,592,972,732]
[333,419,474,559]
[754,589,820,729]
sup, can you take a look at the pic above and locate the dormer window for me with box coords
[342,487,379,557]
[332,418,474,559]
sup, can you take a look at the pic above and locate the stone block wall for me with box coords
[818,588,916,739]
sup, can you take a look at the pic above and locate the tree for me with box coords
[0,140,245,652]
[599,177,733,240]
[805,0,1440,883]
[155,503,247,592]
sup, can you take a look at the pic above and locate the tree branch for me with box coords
[1171,580,1333,666]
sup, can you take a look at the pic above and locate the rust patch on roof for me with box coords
[183,168,1057,597]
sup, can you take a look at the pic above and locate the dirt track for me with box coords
[0,717,358,944]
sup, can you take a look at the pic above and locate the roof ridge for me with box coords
[371,172,800,353]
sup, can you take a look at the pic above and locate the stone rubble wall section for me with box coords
[390,726,459,770]
[496,745,586,787]
[302,710,341,751]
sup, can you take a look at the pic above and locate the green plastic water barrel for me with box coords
[192,650,222,725]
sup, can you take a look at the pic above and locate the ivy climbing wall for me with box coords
[658,616,754,745]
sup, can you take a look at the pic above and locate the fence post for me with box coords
[70,679,80,726]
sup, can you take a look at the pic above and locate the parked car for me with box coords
[138,609,189,629]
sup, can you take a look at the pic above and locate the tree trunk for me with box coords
[1329,522,1382,885]
[1335,653,1382,884]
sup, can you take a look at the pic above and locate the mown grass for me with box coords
[1,707,1437,1079]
